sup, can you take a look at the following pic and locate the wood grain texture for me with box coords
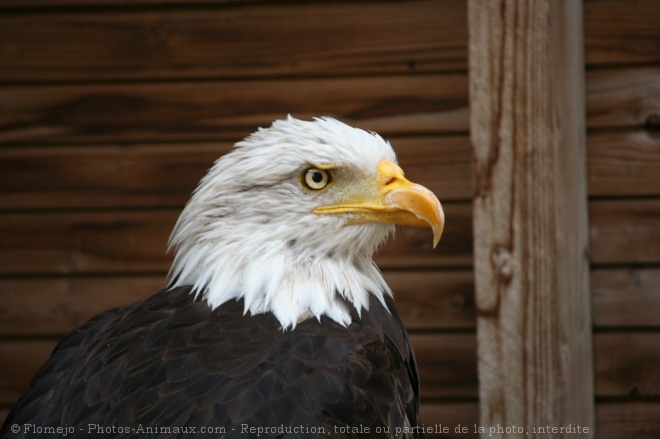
[591,269,660,328]
[0,75,470,145]
[584,0,660,66]
[587,67,660,130]
[0,0,467,82]
[589,199,660,265]
[1,0,658,81]
[469,0,594,435]
[1,68,657,146]
[385,270,475,331]
[588,131,660,198]
[0,276,162,336]
[0,143,232,210]
[412,334,478,400]
[594,333,660,398]
[595,402,660,439]
[0,210,176,275]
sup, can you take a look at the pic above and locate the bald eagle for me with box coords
[1,117,444,438]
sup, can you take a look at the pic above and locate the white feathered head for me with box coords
[168,116,444,328]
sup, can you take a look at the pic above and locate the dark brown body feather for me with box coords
[1,287,419,438]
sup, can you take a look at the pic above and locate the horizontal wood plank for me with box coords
[0,136,474,210]
[588,130,660,198]
[413,334,478,400]
[1,68,657,145]
[589,199,660,265]
[385,270,475,331]
[0,0,467,82]
[0,143,233,210]
[594,333,660,398]
[0,210,176,275]
[2,267,659,336]
[592,268,660,328]
[1,199,658,276]
[0,75,470,145]
[586,67,660,130]
[584,0,660,66]
[595,402,660,439]
[1,0,659,82]
[2,333,658,406]
[2,130,660,211]
[0,276,162,336]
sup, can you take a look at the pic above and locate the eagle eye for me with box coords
[301,167,332,191]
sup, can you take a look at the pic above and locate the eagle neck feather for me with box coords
[168,242,392,329]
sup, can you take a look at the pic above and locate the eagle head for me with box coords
[168,116,444,328]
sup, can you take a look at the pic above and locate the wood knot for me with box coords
[490,245,513,281]
[644,113,660,134]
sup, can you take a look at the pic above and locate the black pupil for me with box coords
[311,171,323,183]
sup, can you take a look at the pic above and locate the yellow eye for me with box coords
[301,167,332,191]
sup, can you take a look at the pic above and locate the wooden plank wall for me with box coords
[0,0,658,437]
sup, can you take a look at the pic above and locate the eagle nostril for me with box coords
[385,176,398,186]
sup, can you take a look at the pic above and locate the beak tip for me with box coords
[431,209,445,249]
[432,226,443,249]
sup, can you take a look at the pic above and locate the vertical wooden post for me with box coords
[468,1,594,437]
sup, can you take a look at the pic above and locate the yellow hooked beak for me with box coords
[313,160,444,248]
